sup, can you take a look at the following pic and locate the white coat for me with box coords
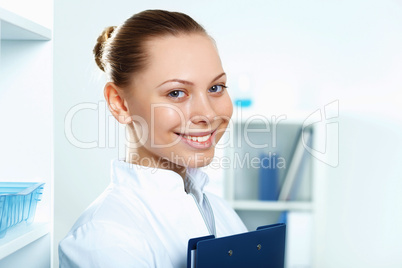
[59,159,247,268]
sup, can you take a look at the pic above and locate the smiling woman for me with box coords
[119,34,233,175]
[58,9,247,268]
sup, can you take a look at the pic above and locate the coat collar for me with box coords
[111,158,209,203]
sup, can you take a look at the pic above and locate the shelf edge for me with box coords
[231,200,313,211]
[0,222,50,260]
[0,7,52,40]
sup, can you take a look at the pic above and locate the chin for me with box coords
[189,157,213,169]
[178,150,215,169]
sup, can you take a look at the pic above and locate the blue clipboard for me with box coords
[187,223,286,268]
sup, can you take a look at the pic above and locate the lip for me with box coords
[179,131,214,137]
[175,130,216,149]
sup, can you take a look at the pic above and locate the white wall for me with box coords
[316,113,402,268]
[54,0,402,267]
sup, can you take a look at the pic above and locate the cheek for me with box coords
[153,106,184,134]
[215,95,233,118]
[213,96,233,142]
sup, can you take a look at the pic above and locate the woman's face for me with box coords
[124,33,232,169]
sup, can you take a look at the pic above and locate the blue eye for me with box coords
[168,90,185,98]
[209,85,226,93]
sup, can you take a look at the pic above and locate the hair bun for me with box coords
[93,26,116,72]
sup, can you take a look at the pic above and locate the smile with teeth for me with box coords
[181,133,211,143]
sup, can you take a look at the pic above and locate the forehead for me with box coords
[142,34,224,84]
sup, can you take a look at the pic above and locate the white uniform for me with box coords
[59,159,247,268]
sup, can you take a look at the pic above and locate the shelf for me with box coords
[0,7,51,40]
[0,222,50,260]
[231,200,313,211]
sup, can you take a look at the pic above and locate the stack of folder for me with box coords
[188,223,286,268]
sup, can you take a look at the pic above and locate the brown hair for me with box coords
[93,9,207,88]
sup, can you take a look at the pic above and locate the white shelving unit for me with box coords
[0,6,52,265]
[223,108,316,267]
[224,109,315,204]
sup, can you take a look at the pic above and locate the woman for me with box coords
[59,9,247,268]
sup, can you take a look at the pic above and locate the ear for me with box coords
[104,82,132,124]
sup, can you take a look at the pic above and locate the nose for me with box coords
[189,92,217,126]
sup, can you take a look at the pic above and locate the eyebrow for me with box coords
[157,72,226,87]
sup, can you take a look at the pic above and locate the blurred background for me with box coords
[0,0,401,267]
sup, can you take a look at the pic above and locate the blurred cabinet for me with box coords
[0,6,52,266]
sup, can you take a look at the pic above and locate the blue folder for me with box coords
[187,223,286,268]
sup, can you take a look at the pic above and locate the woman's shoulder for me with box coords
[58,219,169,267]
[65,182,147,235]
[58,186,171,267]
